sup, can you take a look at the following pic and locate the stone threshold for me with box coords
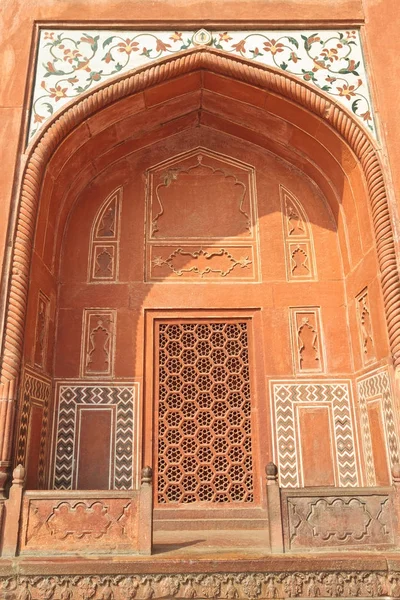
[0,552,398,575]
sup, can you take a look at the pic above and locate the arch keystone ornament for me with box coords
[192,29,213,46]
[1,47,400,491]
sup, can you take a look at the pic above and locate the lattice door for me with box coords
[155,320,254,504]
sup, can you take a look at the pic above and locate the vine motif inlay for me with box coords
[29,28,376,140]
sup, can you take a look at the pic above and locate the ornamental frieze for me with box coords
[0,570,398,599]
[29,28,376,141]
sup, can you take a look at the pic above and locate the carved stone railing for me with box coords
[1,465,153,557]
[2,462,400,557]
[266,462,400,553]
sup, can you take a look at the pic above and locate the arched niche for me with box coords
[2,48,400,496]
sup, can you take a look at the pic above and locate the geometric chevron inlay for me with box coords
[16,368,52,488]
[357,367,399,485]
[53,383,139,490]
[271,380,359,488]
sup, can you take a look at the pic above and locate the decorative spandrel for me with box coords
[29,29,376,141]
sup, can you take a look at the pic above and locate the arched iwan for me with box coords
[0,47,399,474]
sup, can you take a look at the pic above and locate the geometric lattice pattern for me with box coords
[271,380,359,488]
[357,368,399,486]
[16,368,51,488]
[53,384,138,490]
[156,321,254,504]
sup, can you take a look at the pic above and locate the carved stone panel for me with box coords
[149,245,255,280]
[356,288,376,365]
[20,493,139,554]
[34,291,50,369]
[280,185,317,281]
[145,148,260,282]
[52,383,139,490]
[289,307,325,374]
[80,309,116,378]
[0,569,394,599]
[90,243,116,280]
[282,490,395,551]
[271,380,359,488]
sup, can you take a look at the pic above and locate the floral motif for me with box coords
[0,571,393,599]
[152,248,252,278]
[28,28,376,141]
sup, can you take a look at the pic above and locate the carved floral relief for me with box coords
[150,246,254,280]
[20,496,138,554]
[0,569,396,599]
[285,495,394,550]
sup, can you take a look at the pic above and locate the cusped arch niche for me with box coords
[88,187,122,283]
[0,48,399,482]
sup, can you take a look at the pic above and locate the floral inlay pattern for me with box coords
[29,28,376,141]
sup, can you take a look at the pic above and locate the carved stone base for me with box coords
[1,568,400,599]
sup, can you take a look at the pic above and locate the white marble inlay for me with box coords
[29,28,376,141]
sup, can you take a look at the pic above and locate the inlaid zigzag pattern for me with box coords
[37,387,50,488]
[357,368,399,477]
[16,369,51,469]
[273,384,299,488]
[54,385,136,490]
[272,381,358,488]
[357,387,376,486]
[330,384,358,486]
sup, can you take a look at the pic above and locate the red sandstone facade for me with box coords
[1,1,400,597]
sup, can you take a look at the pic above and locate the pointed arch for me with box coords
[0,46,399,475]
